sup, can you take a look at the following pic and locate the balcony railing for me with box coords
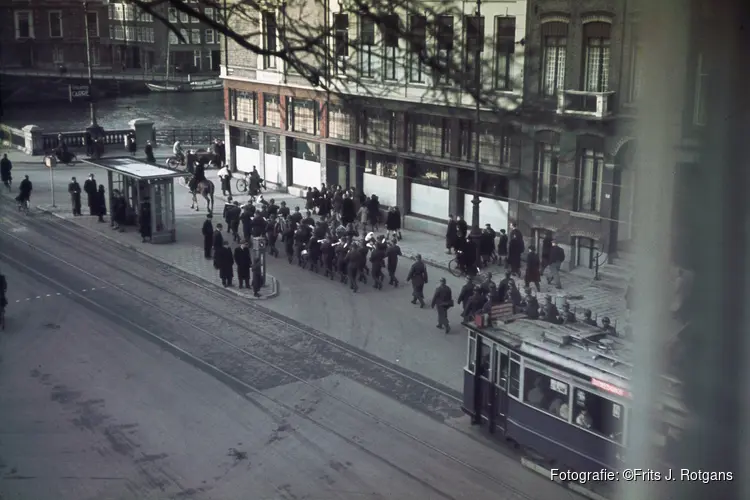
[557,90,616,119]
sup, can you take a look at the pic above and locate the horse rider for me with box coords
[173,140,184,164]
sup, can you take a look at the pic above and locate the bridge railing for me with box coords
[155,128,224,148]
[0,124,27,150]
[41,129,131,151]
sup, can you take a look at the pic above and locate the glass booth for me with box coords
[107,171,176,243]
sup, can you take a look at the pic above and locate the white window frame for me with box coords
[52,46,64,64]
[535,143,558,205]
[542,34,566,96]
[169,31,179,45]
[48,10,63,38]
[191,28,200,44]
[693,53,708,126]
[191,12,199,23]
[14,10,34,39]
[262,11,277,70]
[86,12,99,37]
[584,35,610,92]
[359,16,377,79]
[408,15,426,84]
[205,7,215,21]
[333,13,349,76]
[90,46,100,66]
[205,29,215,44]
[577,149,604,213]
[180,29,189,44]
[194,50,202,68]
[180,11,189,23]
[168,8,177,23]
[114,25,124,40]
[494,16,515,91]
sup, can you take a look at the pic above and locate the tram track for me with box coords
[0,210,550,500]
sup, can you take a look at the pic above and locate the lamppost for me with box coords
[83,0,103,138]
[468,0,483,257]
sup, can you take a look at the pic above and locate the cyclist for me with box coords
[172,140,185,164]
[16,175,32,211]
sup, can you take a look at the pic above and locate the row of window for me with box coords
[110,26,155,43]
[533,144,605,213]
[467,335,625,444]
[168,7,217,24]
[108,4,152,22]
[13,11,99,39]
[228,91,512,167]
[169,29,217,45]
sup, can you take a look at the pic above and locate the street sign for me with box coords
[69,84,90,102]
[44,155,57,169]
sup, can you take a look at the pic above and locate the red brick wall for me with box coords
[319,101,328,138]
[223,86,230,121]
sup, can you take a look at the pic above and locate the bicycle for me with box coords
[235,173,266,195]
[448,253,479,278]
[16,197,30,215]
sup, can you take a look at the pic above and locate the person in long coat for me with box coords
[218,241,234,287]
[541,233,553,274]
[367,194,380,230]
[524,246,542,292]
[212,224,224,269]
[251,258,263,297]
[386,237,401,287]
[431,277,454,333]
[406,254,429,307]
[68,177,82,216]
[497,229,508,266]
[508,233,524,277]
[345,243,364,293]
[139,202,152,242]
[83,174,97,215]
[1,153,12,191]
[202,214,214,259]
[341,194,356,225]
[445,215,458,253]
[96,185,107,222]
[234,241,251,288]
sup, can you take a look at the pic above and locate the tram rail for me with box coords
[0,210,547,500]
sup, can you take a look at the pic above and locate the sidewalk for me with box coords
[209,171,630,327]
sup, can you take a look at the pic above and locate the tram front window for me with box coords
[573,388,624,443]
[477,338,490,379]
[523,368,570,420]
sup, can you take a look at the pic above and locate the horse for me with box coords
[188,177,215,214]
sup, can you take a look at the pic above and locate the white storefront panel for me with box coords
[265,154,282,185]
[292,158,321,188]
[363,174,397,207]
[235,146,261,174]
[410,183,449,219]
[463,196,509,231]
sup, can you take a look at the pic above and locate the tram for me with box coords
[461,306,687,474]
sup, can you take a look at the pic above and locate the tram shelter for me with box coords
[82,157,183,243]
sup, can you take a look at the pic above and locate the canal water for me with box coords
[0,91,224,132]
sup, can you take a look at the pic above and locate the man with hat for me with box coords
[68,176,82,216]
[83,173,97,215]
[431,277,454,333]
[202,214,214,259]
[234,240,252,289]
[406,254,428,307]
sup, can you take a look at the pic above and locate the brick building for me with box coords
[222,0,529,237]
[0,0,111,69]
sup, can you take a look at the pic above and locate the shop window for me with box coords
[290,98,317,135]
[264,93,281,128]
[239,129,259,149]
[573,387,624,443]
[363,109,393,148]
[523,367,570,421]
[458,170,508,199]
[292,139,320,162]
[265,133,281,156]
[408,114,448,157]
[409,163,448,189]
[365,154,397,178]
[328,104,352,141]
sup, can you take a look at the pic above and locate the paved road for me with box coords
[0,198,576,500]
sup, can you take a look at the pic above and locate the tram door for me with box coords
[491,345,510,432]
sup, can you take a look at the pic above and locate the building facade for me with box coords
[0,0,112,69]
[222,0,528,236]
[106,1,221,74]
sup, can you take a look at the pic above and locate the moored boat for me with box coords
[145,82,183,92]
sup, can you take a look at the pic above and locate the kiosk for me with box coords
[82,157,184,243]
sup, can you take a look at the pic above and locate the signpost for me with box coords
[251,236,267,286]
[68,84,90,103]
[44,155,57,207]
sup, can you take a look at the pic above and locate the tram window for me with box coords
[467,333,477,373]
[495,350,509,388]
[573,388,625,443]
[509,360,520,398]
[477,338,491,379]
[523,368,570,420]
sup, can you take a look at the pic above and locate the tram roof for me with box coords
[82,157,185,180]
[467,314,686,394]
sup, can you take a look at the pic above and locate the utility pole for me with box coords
[468,0,483,257]
[83,0,103,138]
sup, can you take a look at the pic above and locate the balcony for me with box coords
[557,90,615,119]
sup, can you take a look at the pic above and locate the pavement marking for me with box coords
[15,286,108,302]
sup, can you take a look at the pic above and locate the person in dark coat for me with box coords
[341,194,356,225]
[366,194,380,230]
[479,224,496,267]
[96,185,107,222]
[218,241,234,287]
[321,238,336,279]
[445,215,458,253]
[345,243,364,293]
[266,215,280,257]
[547,240,565,289]
[202,214,214,258]
[68,176,82,215]
[307,236,321,273]
[83,174,97,215]
[226,201,242,242]
[139,202,152,242]
[497,229,508,266]
[336,240,349,283]
[456,216,468,241]
[251,259,263,297]
[126,132,136,155]
[282,222,296,264]
[144,140,156,163]
[507,233,524,277]
[1,153,12,191]
[406,254,428,307]
[457,276,475,308]
[385,206,401,240]
[111,190,126,231]
[212,224,224,269]
[369,243,386,290]
[431,277,454,333]
[525,246,542,292]
[386,237,401,287]
[234,241,251,288]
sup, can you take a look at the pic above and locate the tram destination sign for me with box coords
[69,84,90,102]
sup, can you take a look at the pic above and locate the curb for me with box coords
[36,205,280,301]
